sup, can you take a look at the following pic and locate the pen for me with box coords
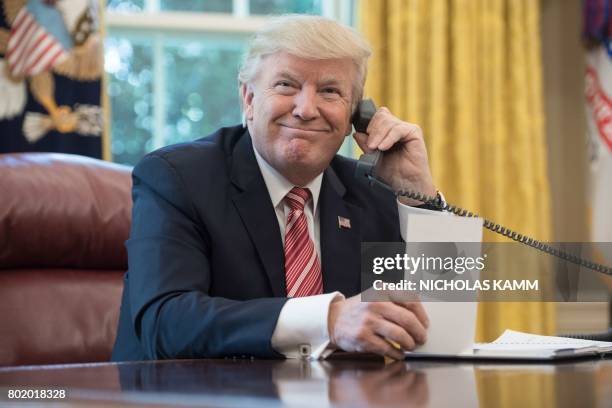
[383,339,403,364]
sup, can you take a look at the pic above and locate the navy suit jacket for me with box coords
[112,125,401,361]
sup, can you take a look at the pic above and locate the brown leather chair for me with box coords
[0,153,132,366]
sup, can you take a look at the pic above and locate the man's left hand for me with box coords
[353,107,436,205]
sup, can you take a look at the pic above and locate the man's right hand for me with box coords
[327,294,429,360]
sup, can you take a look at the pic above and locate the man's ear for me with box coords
[241,83,254,121]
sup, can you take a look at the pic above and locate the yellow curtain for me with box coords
[359,0,555,342]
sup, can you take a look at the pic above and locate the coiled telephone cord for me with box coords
[395,188,612,277]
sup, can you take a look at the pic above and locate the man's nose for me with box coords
[292,87,319,121]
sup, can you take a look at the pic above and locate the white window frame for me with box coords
[105,0,356,156]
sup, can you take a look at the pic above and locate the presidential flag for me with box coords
[0,0,103,158]
[583,0,612,269]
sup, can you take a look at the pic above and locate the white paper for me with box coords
[400,210,483,243]
[403,213,483,355]
[480,329,612,351]
[466,330,612,359]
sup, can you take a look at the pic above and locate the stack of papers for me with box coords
[473,330,612,359]
[407,329,612,360]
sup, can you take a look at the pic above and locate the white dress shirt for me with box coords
[252,143,442,359]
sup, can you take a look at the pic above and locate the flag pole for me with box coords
[99,0,111,161]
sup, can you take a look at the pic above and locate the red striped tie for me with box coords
[284,187,323,297]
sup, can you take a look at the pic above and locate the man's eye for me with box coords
[275,81,293,88]
[322,88,340,95]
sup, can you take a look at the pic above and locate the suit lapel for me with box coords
[320,166,363,296]
[230,132,286,297]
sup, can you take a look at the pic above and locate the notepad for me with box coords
[473,329,612,358]
[406,329,612,360]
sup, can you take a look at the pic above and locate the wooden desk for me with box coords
[0,357,610,407]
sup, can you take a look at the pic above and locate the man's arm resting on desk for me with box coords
[271,202,439,360]
[126,154,287,359]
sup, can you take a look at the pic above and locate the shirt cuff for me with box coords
[271,292,345,360]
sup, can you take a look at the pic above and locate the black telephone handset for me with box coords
[351,99,612,276]
[351,99,382,182]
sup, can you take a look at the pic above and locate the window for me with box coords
[105,0,355,165]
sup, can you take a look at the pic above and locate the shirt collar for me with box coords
[252,142,323,215]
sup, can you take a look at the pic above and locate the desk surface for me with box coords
[0,357,610,407]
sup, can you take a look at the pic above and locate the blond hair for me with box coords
[238,15,372,121]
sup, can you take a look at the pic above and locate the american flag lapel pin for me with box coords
[338,216,351,229]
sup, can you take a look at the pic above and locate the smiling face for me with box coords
[242,52,355,186]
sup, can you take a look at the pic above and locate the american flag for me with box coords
[6,1,73,78]
[338,216,351,229]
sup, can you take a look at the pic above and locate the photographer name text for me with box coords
[372,279,539,291]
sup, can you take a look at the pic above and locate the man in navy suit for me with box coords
[113,15,441,362]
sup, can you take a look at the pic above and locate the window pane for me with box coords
[249,0,321,15]
[106,0,144,12]
[105,38,153,165]
[160,0,232,13]
[164,41,243,146]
